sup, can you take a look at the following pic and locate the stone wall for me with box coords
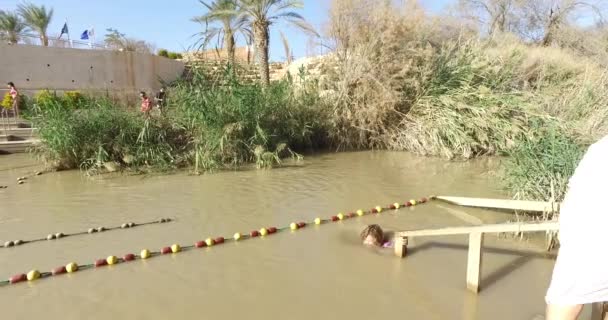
[0,43,184,99]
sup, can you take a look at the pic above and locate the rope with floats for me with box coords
[0,197,434,287]
[1,218,174,249]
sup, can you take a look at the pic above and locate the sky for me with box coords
[0,0,454,61]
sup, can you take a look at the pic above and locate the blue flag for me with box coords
[80,30,89,40]
[60,23,68,36]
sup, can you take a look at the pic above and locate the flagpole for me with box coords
[66,18,71,48]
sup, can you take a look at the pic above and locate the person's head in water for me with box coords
[361,224,384,246]
[7,82,15,89]
[139,91,147,99]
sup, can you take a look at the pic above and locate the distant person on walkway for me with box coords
[8,82,19,119]
[140,91,152,116]
[545,135,608,320]
[361,224,394,248]
[154,87,166,115]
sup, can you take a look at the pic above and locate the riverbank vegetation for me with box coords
[29,0,608,203]
[31,67,326,174]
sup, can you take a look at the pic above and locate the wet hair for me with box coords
[360,224,384,243]
[7,82,15,87]
[139,91,146,97]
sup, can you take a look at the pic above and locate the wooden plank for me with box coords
[466,232,484,293]
[436,204,483,225]
[436,196,559,213]
[396,221,559,238]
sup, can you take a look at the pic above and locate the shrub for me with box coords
[502,125,586,202]
[1,92,13,109]
[63,91,84,109]
[33,67,327,173]
[168,52,178,59]
[158,49,169,57]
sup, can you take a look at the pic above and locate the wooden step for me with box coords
[0,139,40,154]
[0,128,37,140]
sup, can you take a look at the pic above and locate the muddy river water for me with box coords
[0,151,581,319]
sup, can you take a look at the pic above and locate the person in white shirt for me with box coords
[546,135,608,319]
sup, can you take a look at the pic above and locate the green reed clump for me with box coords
[168,65,327,171]
[502,124,586,202]
[33,65,327,173]
[32,95,185,172]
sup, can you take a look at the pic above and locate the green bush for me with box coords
[33,96,185,172]
[169,65,327,171]
[158,49,169,57]
[168,52,178,59]
[502,124,586,202]
[176,53,183,59]
[1,92,12,110]
[63,91,84,109]
[33,66,327,173]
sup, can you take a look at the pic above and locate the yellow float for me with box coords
[106,256,118,265]
[66,262,78,273]
[27,270,40,281]
[140,249,151,259]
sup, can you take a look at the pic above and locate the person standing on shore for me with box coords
[8,82,19,127]
[140,91,151,117]
[545,135,608,320]
[154,87,166,115]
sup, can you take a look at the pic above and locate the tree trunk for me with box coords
[253,21,270,85]
[41,33,49,46]
[9,32,18,44]
[225,33,236,66]
[223,22,236,66]
[542,18,558,46]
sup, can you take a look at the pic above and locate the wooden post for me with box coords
[590,302,607,320]
[394,237,408,258]
[466,232,484,293]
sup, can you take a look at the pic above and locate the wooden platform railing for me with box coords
[393,221,560,292]
[394,220,606,319]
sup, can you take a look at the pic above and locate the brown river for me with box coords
[0,151,582,319]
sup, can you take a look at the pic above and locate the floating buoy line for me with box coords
[1,218,174,249]
[0,197,434,287]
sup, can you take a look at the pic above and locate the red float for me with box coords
[9,274,26,284]
[123,254,136,262]
[250,230,260,237]
[268,227,277,234]
[195,241,207,248]
[389,204,396,209]
[404,202,412,207]
[52,266,66,275]
[94,259,107,267]
[347,213,356,218]
[161,247,172,254]
[331,216,339,221]
[214,237,225,244]
[297,222,306,228]
[420,198,428,203]
[371,208,378,213]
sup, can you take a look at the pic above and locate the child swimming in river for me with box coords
[360,224,394,248]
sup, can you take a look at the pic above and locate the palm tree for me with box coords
[192,0,250,66]
[17,2,53,46]
[0,11,26,44]
[237,0,317,85]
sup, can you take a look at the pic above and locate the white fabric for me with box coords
[546,135,608,305]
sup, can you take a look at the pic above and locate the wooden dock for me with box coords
[394,221,559,292]
[0,120,38,154]
[394,196,606,319]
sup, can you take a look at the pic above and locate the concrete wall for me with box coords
[0,43,184,97]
